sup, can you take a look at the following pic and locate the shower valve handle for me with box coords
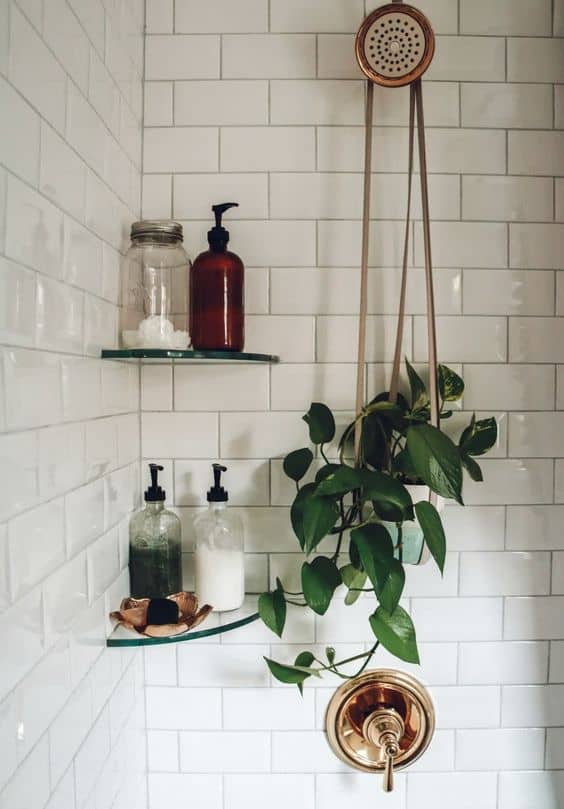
[363,709,405,793]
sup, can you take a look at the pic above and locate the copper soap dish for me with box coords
[110,592,212,638]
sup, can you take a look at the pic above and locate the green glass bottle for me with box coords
[129,464,182,598]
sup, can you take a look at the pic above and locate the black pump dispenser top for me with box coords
[145,463,166,502]
[207,463,228,502]
[208,202,238,252]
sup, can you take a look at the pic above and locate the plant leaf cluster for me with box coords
[258,362,497,691]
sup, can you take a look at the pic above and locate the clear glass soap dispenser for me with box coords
[193,464,245,612]
[129,464,182,598]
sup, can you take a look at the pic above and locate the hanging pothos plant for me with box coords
[258,361,497,692]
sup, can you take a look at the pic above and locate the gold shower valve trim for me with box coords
[325,669,435,792]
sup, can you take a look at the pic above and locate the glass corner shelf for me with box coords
[101,349,279,364]
[107,610,259,647]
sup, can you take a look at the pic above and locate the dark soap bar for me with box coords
[146,598,179,625]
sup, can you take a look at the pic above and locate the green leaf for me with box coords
[264,657,320,688]
[406,423,463,504]
[438,364,464,402]
[459,416,498,457]
[340,564,368,605]
[369,605,420,664]
[414,500,446,575]
[405,358,429,411]
[303,402,336,445]
[258,588,287,637]
[461,452,483,482]
[315,465,364,497]
[392,448,418,480]
[315,463,341,483]
[301,496,340,555]
[362,471,413,520]
[302,557,342,615]
[290,483,316,549]
[283,448,314,482]
[352,524,404,613]
[325,647,336,664]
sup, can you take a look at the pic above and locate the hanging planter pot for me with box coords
[385,485,446,566]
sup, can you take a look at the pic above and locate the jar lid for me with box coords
[131,220,183,241]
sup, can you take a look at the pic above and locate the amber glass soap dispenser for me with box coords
[190,202,244,351]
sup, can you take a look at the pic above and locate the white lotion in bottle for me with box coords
[194,464,245,612]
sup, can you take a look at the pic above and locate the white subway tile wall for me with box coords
[139,0,564,807]
[0,1,146,808]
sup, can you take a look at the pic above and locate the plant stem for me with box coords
[320,444,330,465]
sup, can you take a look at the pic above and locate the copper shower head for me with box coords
[355,2,435,88]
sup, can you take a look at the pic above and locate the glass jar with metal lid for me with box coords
[120,220,191,349]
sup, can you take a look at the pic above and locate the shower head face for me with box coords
[356,3,435,87]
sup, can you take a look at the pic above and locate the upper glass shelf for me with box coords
[101,349,279,363]
[107,610,260,647]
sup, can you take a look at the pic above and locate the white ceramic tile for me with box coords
[0,257,36,348]
[504,597,564,640]
[317,315,411,363]
[180,731,270,773]
[144,128,219,173]
[317,127,411,173]
[84,170,124,249]
[146,687,222,730]
[84,294,117,356]
[61,358,102,422]
[3,348,63,430]
[428,35,505,81]
[316,220,407,268]
[175,459,268,507]
[0,734,50,809]
[415,223,507,268]
[38,422,85,500]
[271,363,357,411]
[0,588,44,701]
[414,316,507,363]
[441,506,505,551]
[5,174,64,279]
[463,459,553,506]
[434,685,502,729]
[220,412,310,459]
[147,729,178,772]
[141,365,172,411]
[142,174,172,219]
[272,730,348,773]
[145,35,220,79]
[104,464,138,528]
[142,413,218,459]
[502,684,564,727]
[510,224,564,270]
[509,318,564,363]
[43,766,75,809]
[459,642,549,685]
[463,176,553,223]
[36,276,84,353]
[507,507,564,551]
[463,365,555,411]
[317,773,405,809]
[498,772,564,809]
[461,83,553,129]
[146,0,173,33]
[509,132,564,176]
[66,82,108,178]
[174,365,269,411]
[461,0,551,34]
[221,127,315,172]
[0,75,40,185]
[550,641,564,681]
[175,81,268,126]
[44,0,89,92]
[63,218,103,296]
[9,5,66,132]
[271,79,363,126]
[412,597,502,641]
[175,0,267,32]
[509,412,564,458]
[173,174,268,221]
[407,772,497,809]
[223,688,315,730]
[508,38,564,83]
[245,315,315,362]
[44,552,88,639]
[457,728,544,771]
[89,49,120,136]
[464,271,554,317]
[73,708,111,806]
[223,34,316,78]
[149,774,222,809]
[143,82,172,128]
[460,552,551,597]
[144,645,177,687]
[270,0,362,32]
[9,499,65,599]
[426,129,506,174]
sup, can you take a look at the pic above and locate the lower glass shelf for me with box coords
[101,348,279,363]
[107,610,260,647]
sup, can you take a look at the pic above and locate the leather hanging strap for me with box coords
[354,79,374,466]
[354,78,439,470]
